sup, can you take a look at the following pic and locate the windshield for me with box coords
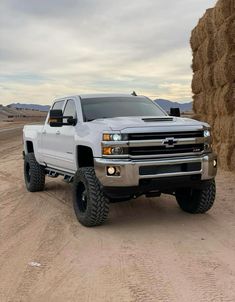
[81,97,167,121]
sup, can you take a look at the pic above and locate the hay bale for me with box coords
[230,146,235,169]
[213,116,235,143]
[217,143,229,169]
[190,28,200,52]
[205,9,216,34]
[192,50,200,72]
[192,70,203,94]
[192,38,215,71]
[191,0,235,170]
[218,142,235,170]
[214,15,235,59]
[213,54,235,87]
[213,84,235,116]
[213,0,235,28]
[190,9,216,51]
[213,88,222,116]
[193,92,206,115]
[206,89,217,115]
[202,64,214,91]
[220,84,235,115]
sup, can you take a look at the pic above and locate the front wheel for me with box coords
[24,153,45,192]
[73,167,109,227]
[175,180,216,214]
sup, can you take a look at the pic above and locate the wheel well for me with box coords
[26,141,34,153]
[77,145,94,168]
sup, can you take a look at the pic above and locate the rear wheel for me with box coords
[24,153,45,192]
[73,167,109,227]
[175,179,216,214]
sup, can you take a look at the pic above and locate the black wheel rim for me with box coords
[76,182,88,213]
[25,162,31,184]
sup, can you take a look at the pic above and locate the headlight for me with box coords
[112,134,122,141]
[103,133,127,141]
[103,147,123,155]
[111,147,123,154]
[204,130,211,137]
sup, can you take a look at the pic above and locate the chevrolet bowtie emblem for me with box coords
[162,137,178,148]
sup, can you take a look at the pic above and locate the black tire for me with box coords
[73,167,109,227]
[175,179,216,214]
[24,153,45,192]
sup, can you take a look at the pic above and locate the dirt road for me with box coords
[0,125,235,302]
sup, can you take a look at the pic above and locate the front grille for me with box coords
[128,131,204,141]
[125,131,205,158]
[139,163,202,175]
[129,144,204,156]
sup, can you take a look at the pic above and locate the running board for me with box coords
[45,167,74,182]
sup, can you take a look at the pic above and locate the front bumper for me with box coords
[94,153,217,187]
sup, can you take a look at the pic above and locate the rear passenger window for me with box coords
[63,100,77,119]
[52,100,64,110]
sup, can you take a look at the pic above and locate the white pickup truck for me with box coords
[23,94,217,227]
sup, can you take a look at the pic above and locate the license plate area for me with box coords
[139,162,202,176]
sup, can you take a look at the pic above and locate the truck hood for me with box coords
[90,116,209,132]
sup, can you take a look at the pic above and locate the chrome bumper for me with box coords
[94,153,217,187]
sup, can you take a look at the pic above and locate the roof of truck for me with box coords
[79,93,145,99]
[55,94,146,101]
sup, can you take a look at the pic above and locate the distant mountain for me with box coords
[8,100,192,113]
[154,99,192,112]
[9,103,50,112]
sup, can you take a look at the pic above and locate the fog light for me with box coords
[213,159,217,167]
[107,166,116,175]
[107,166,121,176]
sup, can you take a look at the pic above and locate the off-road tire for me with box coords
[176,179,216,214]
[24,153,45,192]
[73,167,109,227]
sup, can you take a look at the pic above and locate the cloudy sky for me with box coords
[0,0,217,105]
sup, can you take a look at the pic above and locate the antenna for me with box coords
[131,91,137,96]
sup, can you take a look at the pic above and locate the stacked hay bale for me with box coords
[191,0,235,170]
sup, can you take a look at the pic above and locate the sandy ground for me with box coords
[0,124,235,302]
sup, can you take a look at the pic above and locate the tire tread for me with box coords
[24,153,45,192]
[176,180,216,214]
[73,167,109,227]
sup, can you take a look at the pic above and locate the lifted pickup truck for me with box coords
[23,94,217,227]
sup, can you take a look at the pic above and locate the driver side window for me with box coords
[63,99,77,119]
[52,100,64,110]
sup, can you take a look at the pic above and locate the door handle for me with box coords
[42,130,46,134]
[56,130,60,135]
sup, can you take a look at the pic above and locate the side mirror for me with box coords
[49,109,77,127]
[170,107,181,117]
[49,109,63,127]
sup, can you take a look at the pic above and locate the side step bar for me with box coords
[45,167,74,183]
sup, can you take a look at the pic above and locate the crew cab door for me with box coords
[57,99,77,171]
[41,100,65,169]
[41,99,77,172]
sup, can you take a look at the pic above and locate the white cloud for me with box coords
[0,0,217,104]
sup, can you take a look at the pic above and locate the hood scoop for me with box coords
[142,117,174,122]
